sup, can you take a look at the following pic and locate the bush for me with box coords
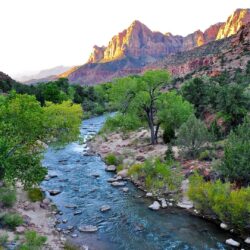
[63,242,80,250]
[0,187,16,207]
[175,115,211,159]
[128,158,183,194]
[27,188,44,202]
[104,153,120,166]
[188,173,250,231]
[1,213,23,229]
[18,230,47,250]
[219,117,250,185]
[198,150,213,161]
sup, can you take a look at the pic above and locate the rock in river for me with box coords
[105,165,116,172]
[148,201,161,210]
[48,189,61,196]
[78,225,98,233]
[225,238,240,247]
[111,181,126,187]
[100,205,111,212]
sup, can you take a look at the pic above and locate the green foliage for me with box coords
[109,70,171,144]
[0,93,83,187]
[1,213,23,229]
[102,112,142,133]
[0,187,16,207]
[128,158,183,194]
[219,117,250,185]
[63,242,80,250]
[198,150,213,161]
[158,91,194,143]
[18,231,47,250]
[28,188,44,202]
[104,153,121,166]
[175,115,211,158]
[188,173,250,231]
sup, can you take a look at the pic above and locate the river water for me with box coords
[41,114,236,250]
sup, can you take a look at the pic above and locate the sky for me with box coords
[0,0,249,78]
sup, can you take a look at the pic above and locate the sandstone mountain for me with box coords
[24,8,250,85]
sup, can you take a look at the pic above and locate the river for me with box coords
[41,114,236,250]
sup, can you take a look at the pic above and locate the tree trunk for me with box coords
[154,123,160,144]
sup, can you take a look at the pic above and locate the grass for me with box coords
[1,213,23,229]
[0,187,16,208]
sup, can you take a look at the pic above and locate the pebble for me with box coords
[105,165,116,172]
[78,225,98,233]
[62,219,68,224]
[100,205,111,212]
[111,181,126,187]
[71,233,78,238]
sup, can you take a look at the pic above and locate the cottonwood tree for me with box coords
[111,70,170,144]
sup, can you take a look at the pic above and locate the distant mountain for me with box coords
[64,8,250,85]
[24,9,250,85]
[16,66,71,84]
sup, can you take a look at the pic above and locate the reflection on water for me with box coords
[42,114,235,250]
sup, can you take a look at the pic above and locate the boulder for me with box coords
[148,201,161,210]
[117,169,128,178]
[100,205,111,212]
[42,198,51,205]
[105,165,116,172]
[220,223,228,230]
[160,199,168,208]
[146,192,153,197]
[122,187,129,192]
[245,237,250,244]
[225,239,240,247]
[74,210,82,215]
[16,226,26,234]
[78,225,98,233]
[177,201,193,209]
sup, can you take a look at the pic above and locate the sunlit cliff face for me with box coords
[86,9,250,64]
[216,9,250,39]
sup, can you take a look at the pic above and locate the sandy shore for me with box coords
[0,183,65,250]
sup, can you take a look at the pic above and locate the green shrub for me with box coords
[198,150,213,161]
[0,187,16,207]
[175,115,211,159]
[0,234,8,247]
[27,188,44,202]
[1,213,23,229]
[128,158,183,194]
[116,165,123,172]
[18,231,47,250]
[188,173,250,231]
[63,242,80,250]
[104,153,121,166]
[219,117,250,185]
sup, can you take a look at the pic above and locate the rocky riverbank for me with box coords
[0,183,65,250]
[89,128,250,249]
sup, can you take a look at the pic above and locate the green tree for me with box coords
[0,93,83,187]
[175,114,211,158]
[219,117,250,185]
[111,70,171,144]
[158,91,194,143]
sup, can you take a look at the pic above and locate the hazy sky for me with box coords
[1,0,249,77]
